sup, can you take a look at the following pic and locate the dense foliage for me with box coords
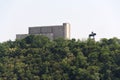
[0,35,120,80]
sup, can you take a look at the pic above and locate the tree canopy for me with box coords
[0,35,120,80]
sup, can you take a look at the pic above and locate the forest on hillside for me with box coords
[0,35,120,80]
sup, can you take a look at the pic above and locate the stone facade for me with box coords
[16,23,70,40]
[16,34,29,40]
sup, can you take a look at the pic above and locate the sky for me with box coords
[0,0,120,42]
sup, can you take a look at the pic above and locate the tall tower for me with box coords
[63,23,70,39]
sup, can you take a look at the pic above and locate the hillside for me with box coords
[0,35,120,80]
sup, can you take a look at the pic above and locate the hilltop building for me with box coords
[16,23,70,40]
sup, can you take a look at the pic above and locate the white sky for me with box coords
[0,0,120,42]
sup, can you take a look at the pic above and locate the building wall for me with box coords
[16,34,29,40]
[16,33,53,40]
[29,27,53,34]
[16,23,70,40]
[52,26,64,39]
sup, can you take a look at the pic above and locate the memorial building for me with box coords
[16,23,70,40]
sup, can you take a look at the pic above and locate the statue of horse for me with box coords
[89,32,96,39]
